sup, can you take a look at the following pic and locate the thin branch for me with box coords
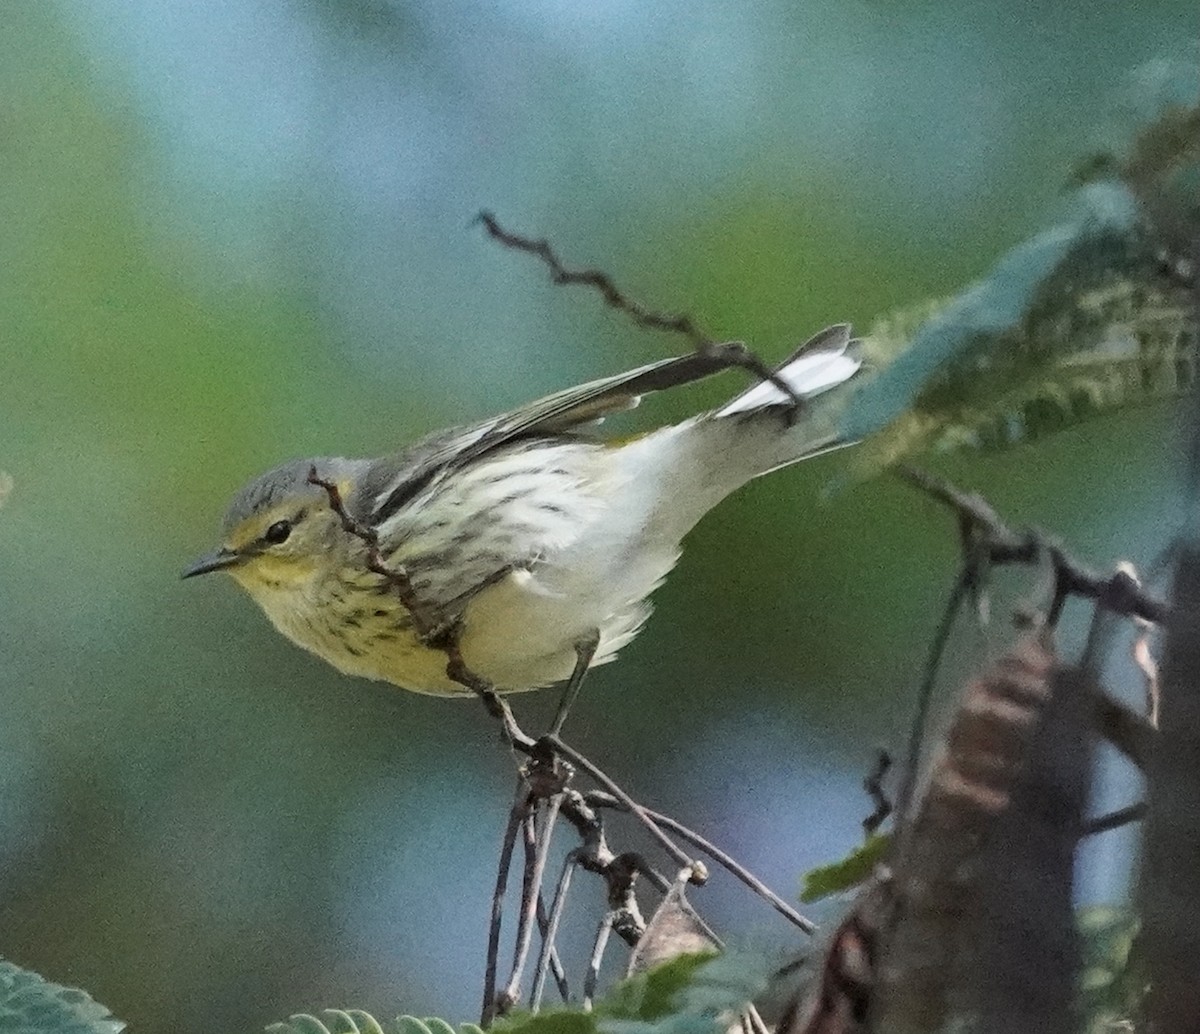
[1131,614,1162,728]
[305,469,438,633]
[1095,692,1156,772]
[530,852,580,1011]
[892,466,1170,830]
[503,797,565,1008]
[583,913,615,1011]
[476,211,709,346]
[863,749,893,835]
[482,784,534,1025]
[307,468,536,748]
[900,467,1170,625]
[1082,802,1147,837]
[743,1004,772,1034]
[443,644,535,750]
[585,792,815,935]
[544,734,706,882]
[311,462,810,1004]
[475,211,804,412]
[533,892,570,1005]
[894,566,971,831]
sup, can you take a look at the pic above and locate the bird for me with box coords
[183,326,861,702]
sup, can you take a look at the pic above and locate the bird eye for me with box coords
[263,520,292,545]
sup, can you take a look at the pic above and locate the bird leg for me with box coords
[550,631,601,737]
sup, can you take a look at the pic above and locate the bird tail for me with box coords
[711,323,861,477]
[715,324,861,423]
[613,324,861,546]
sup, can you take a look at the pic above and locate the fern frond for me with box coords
[265,1013,485,1034]
[0,959,125,1034]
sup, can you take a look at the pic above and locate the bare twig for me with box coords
[1133,622,1162,728]
[584,913,616,1010]
[743,1004,772,1034]
[503,797,565,1008]
[585,792,816,934]
[483,784,534,1025]
[530,852,580,1010]
[1107,563,1163,726]
[305,469,438,633]
[863,749,893,835]
[1095,692,1156,772]
[894,467,1169,830]
[533,892,570,1004]
[476,211,709,346]
[1082,802,1147,837]
[310,458,805,1009]
[475,211,804,413]
[900,467,1170,625]
[894,566,972,831]
[308,468,539,750]
[444,645,534,750]
[544,734,706,882]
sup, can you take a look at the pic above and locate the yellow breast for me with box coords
[235,564,468,695]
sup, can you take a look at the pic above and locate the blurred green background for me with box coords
[0,2,1193,1030]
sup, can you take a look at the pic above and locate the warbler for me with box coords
[184,326,861,697]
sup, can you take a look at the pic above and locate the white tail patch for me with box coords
[716,347,861,417]
[716,325,861,418]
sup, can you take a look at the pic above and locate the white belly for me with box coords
[459,563,659,690]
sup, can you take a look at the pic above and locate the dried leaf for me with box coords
[628,885,720,976]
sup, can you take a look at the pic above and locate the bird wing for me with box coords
[359,350,744,525]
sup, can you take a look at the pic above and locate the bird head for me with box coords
[182,457,361,598]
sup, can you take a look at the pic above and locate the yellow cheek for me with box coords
[230,554,316,592]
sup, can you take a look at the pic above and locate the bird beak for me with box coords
[181,547,243,579]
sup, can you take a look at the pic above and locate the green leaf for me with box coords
[0,959,124,1034]
[839,182,1142,446]
[315,1011,379,1034]
[603,953,717,1022]
[265,1013,479,1034]
[833,54,1199,483]
[1077,907,1147,1034]
[800,832,891,903]
[265,1016,343,1034]
[262,953,767,1034]
[490,1008,596,1034]
[599,951,767,1034]
[348,1014,389,1034]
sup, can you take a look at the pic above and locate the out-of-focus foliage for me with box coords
[848,208,1193,465]
[840,55,1199,477]
[0,959,124,1034]
[267,1012,485,1034]
[1078,908,1146,1034]
[265,954,761,1034]
[513,952,761,1034]
[799,832,890,904]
